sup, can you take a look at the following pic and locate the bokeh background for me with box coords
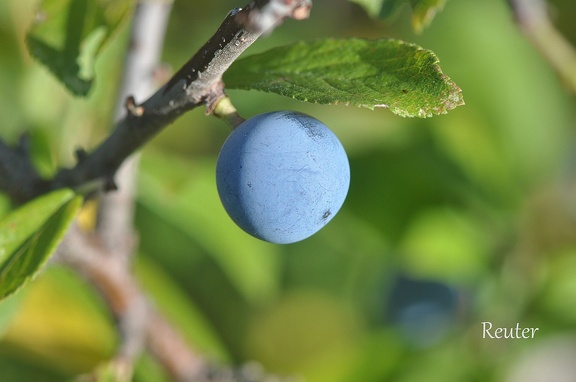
[1,0,576,381]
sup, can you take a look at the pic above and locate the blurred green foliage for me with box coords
[26,0,131,95]
[1,0,576,381]
[349,0,447,33]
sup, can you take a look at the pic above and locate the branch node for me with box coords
[240,0,312,33]
[104,177,118,192]
[75,147,89,163]
[125,96,145,117]
[204,80,227,115]
[291,1,312,20]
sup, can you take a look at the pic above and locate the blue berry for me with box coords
[216,111,350,244]
[386,275,459,348]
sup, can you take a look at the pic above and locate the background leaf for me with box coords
[0,189,82,300]
[348,0,447,32]
[1,266,117,377]
[410,0,447,33]
[348,0,405,19]
[26,0,131,96]
[224,38,463,117]
[137,151,281,307]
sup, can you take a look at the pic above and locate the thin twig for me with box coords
[508,0,576,93]
[55,224,208,381]
[96,0,174,264]
[95,0,174,374]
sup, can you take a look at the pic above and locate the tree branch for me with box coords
[95,0,174,265]
[93,0,174,375]
[54,224,208,381]
[507,0,576,93]
[0,136,49,204]
[0,0,311,205]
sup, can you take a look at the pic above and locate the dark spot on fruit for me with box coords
[322,210,331,220]
[281,112,324,140]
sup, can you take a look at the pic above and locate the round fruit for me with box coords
[386,275,459,348]
[216,111,350,244]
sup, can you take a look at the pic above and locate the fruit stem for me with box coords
[212,96,246,129]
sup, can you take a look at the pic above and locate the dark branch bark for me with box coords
[0,0,312,205]
[0,137,49,204]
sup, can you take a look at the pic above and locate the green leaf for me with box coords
[0,189,83,300]
[225,38,463,118]
[348,0,447,33]
[349,0,405,20]
[411,0,447,33]
[26,0,132,96]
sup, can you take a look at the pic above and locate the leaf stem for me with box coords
[212,96,246,129]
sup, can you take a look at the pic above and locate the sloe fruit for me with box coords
[216,111,350,244]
